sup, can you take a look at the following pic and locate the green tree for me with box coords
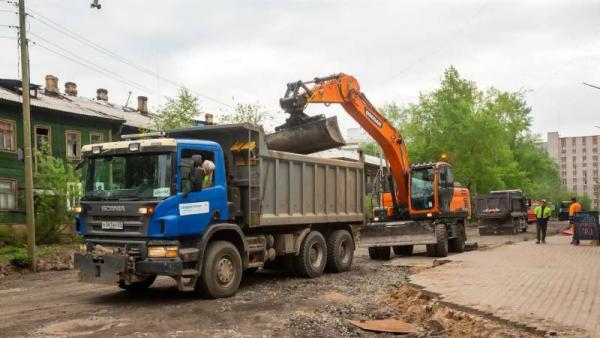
[34,143,81,244]
[366,66,559,198]
[152,87,201,131]
[220,102,274,128]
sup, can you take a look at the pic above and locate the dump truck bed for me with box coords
[168,124,365,228]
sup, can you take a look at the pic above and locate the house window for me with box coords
[66,130,81,159]
[89,132,104,144]
[0,178,17,210]
[593,136,598,145]
[0,119,16,152]
[34,126,51,153]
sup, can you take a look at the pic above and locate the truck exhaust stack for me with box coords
[266,115,345,154]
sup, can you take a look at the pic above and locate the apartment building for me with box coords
[546,131,600,209]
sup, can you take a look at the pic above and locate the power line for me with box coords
[30,37,158,95]
[386,0,491,82]
[26,8,233,109]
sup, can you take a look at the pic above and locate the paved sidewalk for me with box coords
[410,235,600,337]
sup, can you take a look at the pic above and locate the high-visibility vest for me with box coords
[534,205,551,218]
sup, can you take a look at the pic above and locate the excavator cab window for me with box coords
[410,167,435,210]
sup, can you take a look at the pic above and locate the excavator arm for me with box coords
[278,73,411,209]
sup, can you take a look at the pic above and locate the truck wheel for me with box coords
[118,275,156,292]
[368,246,391,260]
[449,224,465,253]
[326,230,354,273]
[433,224,448,257]
[294,231,327,278]
[196,240,242,299]
[393,245,413,256]
[426,244,437,257]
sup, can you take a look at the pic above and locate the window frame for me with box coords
[65,130,82,160]
[89,131,104,144]
[0,177,17,211]
[0,118,17,153]
[34,125,52,155]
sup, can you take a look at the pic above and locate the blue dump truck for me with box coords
[74,124,364,298]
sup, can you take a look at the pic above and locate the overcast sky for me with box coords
[0,0,599,139]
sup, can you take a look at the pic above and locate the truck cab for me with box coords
[75,137,233,293]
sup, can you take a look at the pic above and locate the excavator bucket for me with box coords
[266,115,345,154]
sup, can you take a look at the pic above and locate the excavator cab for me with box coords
[376,162,456,221]
[408,162,454,218]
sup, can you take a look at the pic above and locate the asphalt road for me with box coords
[0,222,564,337]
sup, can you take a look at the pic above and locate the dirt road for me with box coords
[0,224,561,337]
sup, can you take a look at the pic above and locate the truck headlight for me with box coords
[79,243,87,253]
[138,206,154,215]
[148,246,178,258]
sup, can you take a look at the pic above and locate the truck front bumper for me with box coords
[74,253,183,284]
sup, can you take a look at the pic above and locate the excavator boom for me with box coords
[275,73,411,209]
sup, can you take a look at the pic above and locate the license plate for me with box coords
[101,221,124,230]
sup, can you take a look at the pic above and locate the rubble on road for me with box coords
[384,284,541,338]
[0,245,75,280]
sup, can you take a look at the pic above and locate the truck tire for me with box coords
[118,275,156,292]
[326,230,354,273]
[393,245,413,256]
[196,240,242,299]
[449,223,465,253]
[432,224,448,257]
[426,244,437,257]
[368,246,391,260]
[294,231,327,278]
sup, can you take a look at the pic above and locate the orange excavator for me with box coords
[273,73,471,258]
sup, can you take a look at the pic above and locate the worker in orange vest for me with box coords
[569,197,583,245]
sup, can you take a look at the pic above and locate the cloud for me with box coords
[0,0,598,138]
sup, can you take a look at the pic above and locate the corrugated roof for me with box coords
[0,81,153,129]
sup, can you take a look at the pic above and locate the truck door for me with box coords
[176,147,228,236]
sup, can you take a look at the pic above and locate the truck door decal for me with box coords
[179,201,210,216]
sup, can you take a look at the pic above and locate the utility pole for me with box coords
[18,0,36,272]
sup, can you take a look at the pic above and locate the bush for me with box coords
[34,142,81,244]
[0,226,26,247]
[8,250,30,268]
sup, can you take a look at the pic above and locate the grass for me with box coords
[0,244,74,266]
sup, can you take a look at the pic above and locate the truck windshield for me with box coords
[411,167,435,210]
[83,153,172,200]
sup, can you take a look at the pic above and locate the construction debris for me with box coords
[348,319,417,334]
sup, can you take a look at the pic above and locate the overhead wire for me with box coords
[29,36,159,96]
[386,0,491,82]
[26,7,233,109]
